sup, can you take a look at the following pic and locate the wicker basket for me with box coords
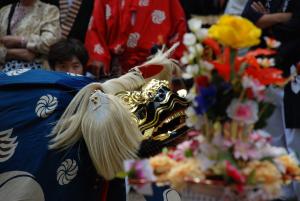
[180,183,268,201]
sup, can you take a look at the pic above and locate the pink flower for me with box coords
[234,141,258,160]
[173,141,193,160]
[242,76,265,101]
[124,160,156,181]
[226,99,258,124]
[250,130,272,148]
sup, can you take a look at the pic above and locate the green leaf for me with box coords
[246,170,256,185]
[218,150,237,167]
[185,149,193,158]
[162,147,169,154]
[116,171,128,179]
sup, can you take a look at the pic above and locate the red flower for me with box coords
[203,37,222,56]
[245,67,286,85]
[225,161,246,184]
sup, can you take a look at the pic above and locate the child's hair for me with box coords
[48,38,89,70]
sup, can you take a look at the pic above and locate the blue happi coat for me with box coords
[0,69,179,201]
[0,69,126,201]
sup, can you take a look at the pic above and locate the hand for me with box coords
[1,36,24,48]
[88,60,106,79]
[6,49,35,61]
[251,1,269,14]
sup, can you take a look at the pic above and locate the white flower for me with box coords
[195,44,204,55]
[201,60,214,71]
[257,58,275,67]
[187,52,196,62]
[197,153,216,171]
[259,144,287,159]
[264,36,281,49]
[183,33,197,46]
[226,99,259,124]
[187,64,199,75]
[185,106,204,130]
[195,28,208,41]
[183,64,199,79]
[188,18,202,32]
[180,54,189,65]
[186,86,197,101]
[188,46,197,55]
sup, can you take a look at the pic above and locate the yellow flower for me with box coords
[208,15,262,49]
[276,155,300,176]
[243,161,281,185]
[167,159,204,190]
[150,155,177,174]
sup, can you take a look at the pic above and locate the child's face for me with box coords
[54,56,84,75]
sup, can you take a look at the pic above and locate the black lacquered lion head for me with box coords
[117,79,190,157]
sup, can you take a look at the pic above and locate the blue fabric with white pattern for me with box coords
[0,69,127,201]
[0,69,177,201]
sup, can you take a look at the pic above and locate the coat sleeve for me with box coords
[85,0,112,72]
[26,5,61,54]
[0,6,8,64]
[241,0,264,24]
[167,0,187,60]
[272,0,300,40]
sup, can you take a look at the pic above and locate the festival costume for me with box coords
[85,0,187,74]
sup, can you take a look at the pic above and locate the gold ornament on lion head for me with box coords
[117,79,190,157]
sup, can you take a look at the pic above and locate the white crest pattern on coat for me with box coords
[139,0,149,6]
[106,4,112,20]
[94,44,104,55]
[5,68,30,76]
[0,171,45,201]
[163,189,181,201]
[35,94,58,118]
[127,32,140,48]
[57,159,79,185]
[0,128,18,163]
[152,10,166,24]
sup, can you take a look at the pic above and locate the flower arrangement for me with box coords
[125,15,300,200]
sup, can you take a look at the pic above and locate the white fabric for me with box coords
[67,0,74,7]
[265,87,300,200]
[225,0,248,15]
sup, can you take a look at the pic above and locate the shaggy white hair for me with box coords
[49,45,180,180]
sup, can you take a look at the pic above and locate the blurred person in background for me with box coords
[85,0,187,79]
[180,0,227,19]
[243,1,300,200]
[0,0,61,72]
[42,0,94,43]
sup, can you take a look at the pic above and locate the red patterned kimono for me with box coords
[85,0,187,74]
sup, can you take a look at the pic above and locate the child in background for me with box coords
[48,38,88,75]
